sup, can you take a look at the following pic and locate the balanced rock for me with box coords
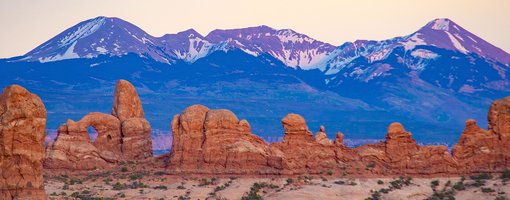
[281,114,313,142]
[314,125,331,145]
[0,85,47,200]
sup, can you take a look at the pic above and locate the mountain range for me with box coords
[2,16,510,147]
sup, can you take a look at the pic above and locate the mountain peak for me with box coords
[425,18,455,31]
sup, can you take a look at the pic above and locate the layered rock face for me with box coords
[271,114,354,175]
[45,80,152,169]
[356,123,457,175]
[452,96,510,172]
[169,105,281,174]
[0,85,47,200]
[167,97,510,175]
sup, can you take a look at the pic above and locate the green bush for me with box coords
[470,173,493,180]
[501,169,510,179]
[481,187,496,193]
[453,181,465,191]
[154,185,168,190]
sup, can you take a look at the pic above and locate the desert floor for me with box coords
[44,164,510,200]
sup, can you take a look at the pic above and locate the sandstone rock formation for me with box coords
[169,105,282,174]
[356,123,457,175]
[45,80,152,170]
[452,96,510,173]
[0,85,47,200]
[270,114,352,175]
[165,98,510,176]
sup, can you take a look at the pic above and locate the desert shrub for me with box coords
[453,181,465,191]
[471,179,486,187]
[286,178,294,185]
[377,180,384,185]
[70,192,80,198]
[215,185,226,192]
[241,182,269,200]
[112,182,128,190]
[366,162,376,170]
[154,171,165,176]
[154,185,167,190]
[471,173,493,180]
[198,178,212,186]
[501,169,510,179]
[177,185,186,189]
[430,180,440,190]
[129,173,144,180]
[69,178,82,185]
[326,170,334,176]
[379,188,391,194]
[121,167,128,172]
[130,181,147,189]
[334,180,356,185]
[481,187,496,193]
[495,196,509,200]
[366,191,381,200]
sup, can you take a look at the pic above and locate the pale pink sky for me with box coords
[0,0,509,58]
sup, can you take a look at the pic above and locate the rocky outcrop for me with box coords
[356,123,457,175]
[45,80,152,170]
[270,114,353,175]
[452,96,510,173]
[112,80,144,121]
[169,105,281,174]
[0,85,47,200]
[165,98,510,176]
[45,113,121,169]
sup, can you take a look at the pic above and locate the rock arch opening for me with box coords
[87,126,98,142]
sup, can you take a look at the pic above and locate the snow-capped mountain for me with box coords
[325,18,510,74]
[16,17,510,74]
[205,25,337,69]
[21,17,173,63]
[4,17,510,145]
[159,29,214,63]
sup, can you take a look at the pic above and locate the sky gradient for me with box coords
[1,0,509,58]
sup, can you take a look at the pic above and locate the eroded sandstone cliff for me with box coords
[165,96,510,176]
[0,85,47,200]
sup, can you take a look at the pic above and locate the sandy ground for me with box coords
[44,167,510,200]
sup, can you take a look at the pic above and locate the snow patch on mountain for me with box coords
[39,41,80,62]
[445,32,468,53]
[59,17,106,46]
[411,49,439,59]
[402,34,426,50]
[430,18,450,31]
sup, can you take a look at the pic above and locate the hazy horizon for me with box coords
[1,0,509,58]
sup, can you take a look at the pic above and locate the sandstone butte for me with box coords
[45,80,153,170]
[166,98,510,175]
[0,85,47,200]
